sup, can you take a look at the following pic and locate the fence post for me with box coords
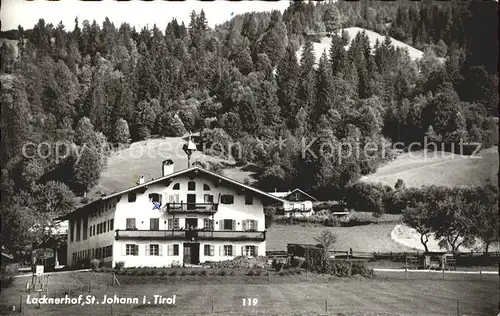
[325,300,328,313]
[19,295,22,313]
[88,280,91,292]
[442,269,444,280]
[479,270,482,280]
[456,300,460,316]
[211,297,214,313]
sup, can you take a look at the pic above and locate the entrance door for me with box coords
[183,243,200,265]
[187,194,196,210]
[185,218,198,229]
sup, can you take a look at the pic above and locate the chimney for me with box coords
[162,159,174,177]
[138,175,145,184]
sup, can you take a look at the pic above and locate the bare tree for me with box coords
[314,230,337,257]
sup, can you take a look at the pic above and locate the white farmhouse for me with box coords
[269,188,318,218]
[58,161,285,268]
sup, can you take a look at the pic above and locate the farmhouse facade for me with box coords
[59,162,284,268]
[269,188,318,218]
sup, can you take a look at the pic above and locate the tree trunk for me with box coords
[420,233,429,253]
[484,242,490,255]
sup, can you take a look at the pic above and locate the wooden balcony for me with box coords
[115,229,265,241]
[165,203,218,214]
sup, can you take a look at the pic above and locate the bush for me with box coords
[189,270,197,276]
[327,260,374,278]
[180,271,187,276]
[114,261,125,270]
[246,270,255,276]
[90,259,101,270]
[168,270,177,276]
[1,264,18,288]
[199,270,207,276]
[218,270,226,276]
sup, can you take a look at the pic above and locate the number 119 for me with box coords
[242,298,258,306]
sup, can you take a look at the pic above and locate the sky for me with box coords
[1,0,291,31]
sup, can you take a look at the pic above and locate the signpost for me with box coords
[36,265,44,276]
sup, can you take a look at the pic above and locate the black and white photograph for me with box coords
[0,0,498,315]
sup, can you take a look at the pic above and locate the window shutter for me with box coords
[219,245,223,256]
[255,246,258,256]
[219,220,223,230]
[122,244,126,256]
[167,219,172,230]
[210,245,215,256]
[159,245,163,256]
[232,220,236,231]
[232,246,236,257]
[241,246,245,256]
[204,218,208,229]
[242,220,247,231]
[254,220,258,231]
[145,245,149,256]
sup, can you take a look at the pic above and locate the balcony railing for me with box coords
[115,229,265,241]
[165,203,218,214]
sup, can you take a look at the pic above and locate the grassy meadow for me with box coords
[1,271,497,316]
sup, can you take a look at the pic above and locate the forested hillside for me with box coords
[1,1,498,253]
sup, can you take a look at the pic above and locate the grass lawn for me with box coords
[1,271,497,316]
[267,224,411,253]
[359,146,498,188]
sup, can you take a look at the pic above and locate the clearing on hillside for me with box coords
[296,27,432,65]
[359,146,498,188]
[91,136,253,198]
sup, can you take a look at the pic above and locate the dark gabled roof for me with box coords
[56,167,286,221]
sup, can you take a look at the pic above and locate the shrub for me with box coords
[0,264,18,288]
[180,271,187,276]
[218,270,226,276]
[90,259,101,270]
[246,270,255,276]
[278,271,285,276]
[327,260,374,278]
[114,261,125,270]
[189,270,197,276]
[199,270,207,276]
[169,270,177,276]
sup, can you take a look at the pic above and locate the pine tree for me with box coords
[315,51,335,120]
[112,118,131,144]
[329,35,347,77]
[276,45,300,127]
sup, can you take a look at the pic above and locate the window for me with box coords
[220,219,235,231]
[128,192,137,202]
[109,219,114,230]
[223,245,234,256]
[149,193,162,205]
[167,244,179,256]
[148,244,160,256]
[93,225,96,236]
[204,194,214,203]
[188,181,196,191]
[125,244,138,256]
[83,218,88,240]
[204,245,215,256]
[167,218,179,230]
[173,183,180,190]
[245,194,253,205]
[203,218,214,230]
[89,225,93,237]
[203,184,210,191]
[169,193,179,203]
[243,219,257,231]
[221,195,234,204]
[243,245,257,257]
[103,221,107,232]
[97,223,101,235]
[76,219,81,241]
[150,218,159,231]
[126,218,136,230]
